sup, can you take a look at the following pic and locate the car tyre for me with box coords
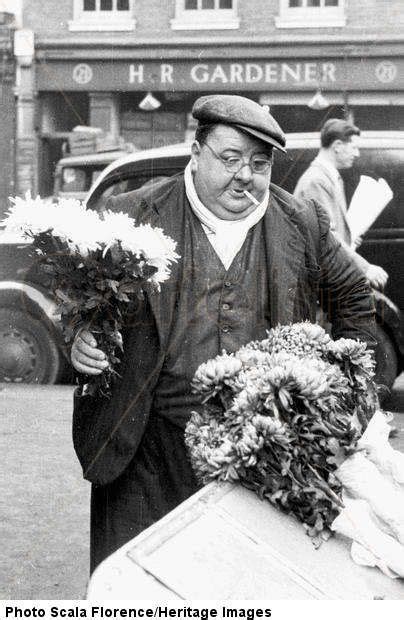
[0,308,61,384]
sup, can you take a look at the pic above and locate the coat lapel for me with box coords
[264,190,306,326]
[137,178,187,353]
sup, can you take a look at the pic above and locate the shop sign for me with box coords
[72,63,93,85]
[128,61,337,86]
[37,58,403,91]
[374,60,397,84]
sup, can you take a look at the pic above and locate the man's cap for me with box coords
[192,94,286,152]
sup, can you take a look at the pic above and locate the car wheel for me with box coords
[374,323,398,392]
[0,308,61,384]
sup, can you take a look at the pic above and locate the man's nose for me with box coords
[234,163,253,182]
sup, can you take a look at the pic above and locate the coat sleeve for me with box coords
[295,177,370,274]
[101,191,144,219]
[313,201,377,350]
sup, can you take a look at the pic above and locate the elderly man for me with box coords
[294,118,388,290]
[71,95,376,572]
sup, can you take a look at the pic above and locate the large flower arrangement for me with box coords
[185,323,378,546]
[2,192,178,395]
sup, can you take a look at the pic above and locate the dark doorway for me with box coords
[38,137,67,197]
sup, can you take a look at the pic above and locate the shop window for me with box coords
[171,0,239,30]
[275,0,346,28]
[69,0,136,31]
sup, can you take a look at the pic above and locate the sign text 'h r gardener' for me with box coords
[128,62,336,85]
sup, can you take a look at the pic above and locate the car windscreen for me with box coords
[271,148,317,193]
[60,165,106,193]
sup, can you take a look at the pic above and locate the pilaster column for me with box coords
[14,29,37,195]
[0,15,15,217]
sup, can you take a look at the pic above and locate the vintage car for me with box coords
[53,149,129,203]
[0,132,403,387]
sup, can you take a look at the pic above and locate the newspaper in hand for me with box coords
[346,175,393,247]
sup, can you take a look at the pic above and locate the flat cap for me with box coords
[192,94,286,152]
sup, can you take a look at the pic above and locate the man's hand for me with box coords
[71,329,109,375]
[366,264,388,290]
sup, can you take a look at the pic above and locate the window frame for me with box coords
[171,0,239,30]
[68,0,136,31]
[275,0,346,28]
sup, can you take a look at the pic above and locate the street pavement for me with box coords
[0,384,88,599]
[1,374,404,600]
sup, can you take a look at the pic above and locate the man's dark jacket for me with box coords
[73,174,376,486]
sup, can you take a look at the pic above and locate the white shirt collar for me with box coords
[183,161,269,269]
[184,161,268,233]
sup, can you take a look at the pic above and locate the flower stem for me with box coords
[307,463,345,509]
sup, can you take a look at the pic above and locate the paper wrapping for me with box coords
[332,411,404,578]
[346,175,393,245]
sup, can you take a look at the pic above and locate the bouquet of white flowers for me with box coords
[2,192,179,395]
[185,323,378,547]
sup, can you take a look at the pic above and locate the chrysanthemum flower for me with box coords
[186,321,378,542]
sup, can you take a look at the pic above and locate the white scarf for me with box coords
[184,162,269,269]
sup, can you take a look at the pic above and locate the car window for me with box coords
[93,174,152,212]
[61,167,87,192]
[271,149,317,193]
[91,169,104,186]
[60,165,106,193]
[87,156,189,212]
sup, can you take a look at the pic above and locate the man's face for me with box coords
[191,124,272,221]
[334,134,360,169]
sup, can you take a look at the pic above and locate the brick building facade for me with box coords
[13,0,404,195]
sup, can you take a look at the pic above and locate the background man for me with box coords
[293,118,388,290]
[70,95,376,572]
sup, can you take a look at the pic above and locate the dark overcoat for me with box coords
[73,174,376,486]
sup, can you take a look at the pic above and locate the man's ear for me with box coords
[190,140,201,172]
[332,139,343,154]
